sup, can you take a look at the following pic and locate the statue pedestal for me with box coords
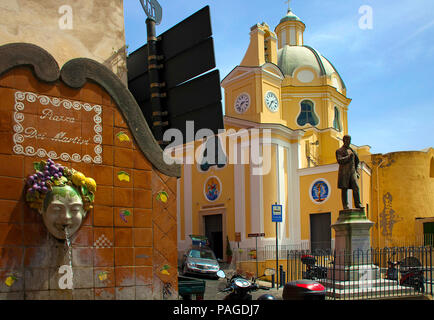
[329,208,380,281]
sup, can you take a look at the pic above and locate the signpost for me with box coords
[128,4,224,148]
[140,0,162,25]
[247,233,265,277]
[272,203,282,288]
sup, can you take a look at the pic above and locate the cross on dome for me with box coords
[285,0,292,12]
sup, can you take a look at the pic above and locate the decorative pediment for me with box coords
[221,66,256,88]
[260,62,285,80]
[221,63,284,88]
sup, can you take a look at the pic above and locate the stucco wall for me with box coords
[0,0,127,84]
[371,149,434,247]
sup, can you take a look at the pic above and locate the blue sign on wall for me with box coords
[272,204,283,223]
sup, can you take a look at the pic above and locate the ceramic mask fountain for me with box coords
[25,159,97,291]
[25,158,96,240]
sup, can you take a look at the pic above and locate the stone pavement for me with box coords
[202,277,283,300]
[201,263,284,300]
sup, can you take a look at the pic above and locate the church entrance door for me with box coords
[310,212,331,253]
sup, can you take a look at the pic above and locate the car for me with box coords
[181,246,221,278]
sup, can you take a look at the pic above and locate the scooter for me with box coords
[399,256,425,293]
[301,255,327,280]
[386,253,425,293]
[217,268,276,300]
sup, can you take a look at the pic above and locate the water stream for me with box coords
[64,227,74,289]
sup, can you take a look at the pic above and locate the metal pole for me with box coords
[255,236,258,278]
[430,246,432,296]
[276,221,279,290]
[146,18,166,145]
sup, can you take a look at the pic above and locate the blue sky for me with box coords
[124,0,434,155]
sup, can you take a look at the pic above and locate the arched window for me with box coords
[297,100,319,126]
[333,106,342,131]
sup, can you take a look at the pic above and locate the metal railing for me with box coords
[286,246,433,300]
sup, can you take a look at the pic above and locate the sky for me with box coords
[123,0,434,155]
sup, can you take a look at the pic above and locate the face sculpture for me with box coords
[41,185,86,239]
[25,159,96,241]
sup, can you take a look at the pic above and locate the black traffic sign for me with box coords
[127,6,224,146]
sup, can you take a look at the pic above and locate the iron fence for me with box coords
[286,246,433,300]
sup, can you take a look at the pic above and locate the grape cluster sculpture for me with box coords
[25,159,96,212]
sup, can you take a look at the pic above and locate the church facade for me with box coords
[176,8,373,260]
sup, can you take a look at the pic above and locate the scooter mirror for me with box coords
[264,268,276,276]
[217,270,226,279]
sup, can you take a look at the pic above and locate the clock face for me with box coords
[234,93,250,114]
[265,91,279,112]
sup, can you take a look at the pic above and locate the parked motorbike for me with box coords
[385,252,425,293]
[217,268,276,300]
[301,255,327,280]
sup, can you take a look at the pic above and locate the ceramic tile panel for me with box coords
[0,59,178,300]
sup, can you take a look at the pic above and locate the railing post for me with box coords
[332,249,336,300]
[286,250,289,283]
[429,242,433,295]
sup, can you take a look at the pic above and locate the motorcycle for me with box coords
[217,268,276,300]
[301,255,327,280]
[385,252,425,293]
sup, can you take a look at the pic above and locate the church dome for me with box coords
[279,9,303,23]
[277,44,346,89]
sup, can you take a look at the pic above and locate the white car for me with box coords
[181,246,220,278]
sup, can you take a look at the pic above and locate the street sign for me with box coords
[248,233,265,238]
[127,6,224,146]
[272,204,283,222]
[140,0,163,25]
[247,232,265,277]
[235,232,241,242]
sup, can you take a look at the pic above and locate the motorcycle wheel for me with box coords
[415,279,425,293]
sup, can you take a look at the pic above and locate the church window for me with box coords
[297,100,319,126]
[333,106,342,131]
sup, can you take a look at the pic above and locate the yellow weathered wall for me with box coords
[371,149,434,247]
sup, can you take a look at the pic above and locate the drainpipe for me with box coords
[376,158,385,248]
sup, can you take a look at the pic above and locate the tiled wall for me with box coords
[0,67,178,299]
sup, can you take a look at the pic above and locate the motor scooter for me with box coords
[385,253,425,293]
[301,255,327,280]
[399,256,425,293]
[217,268,276,300]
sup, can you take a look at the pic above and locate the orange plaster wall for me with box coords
[0,67,177,300]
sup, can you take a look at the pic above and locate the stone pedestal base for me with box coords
[327,264,381,282]
[331,208,375,266]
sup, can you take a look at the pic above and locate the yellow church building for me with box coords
[176,7,433,261]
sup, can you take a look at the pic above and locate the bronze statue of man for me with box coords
[336,135,362,210]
